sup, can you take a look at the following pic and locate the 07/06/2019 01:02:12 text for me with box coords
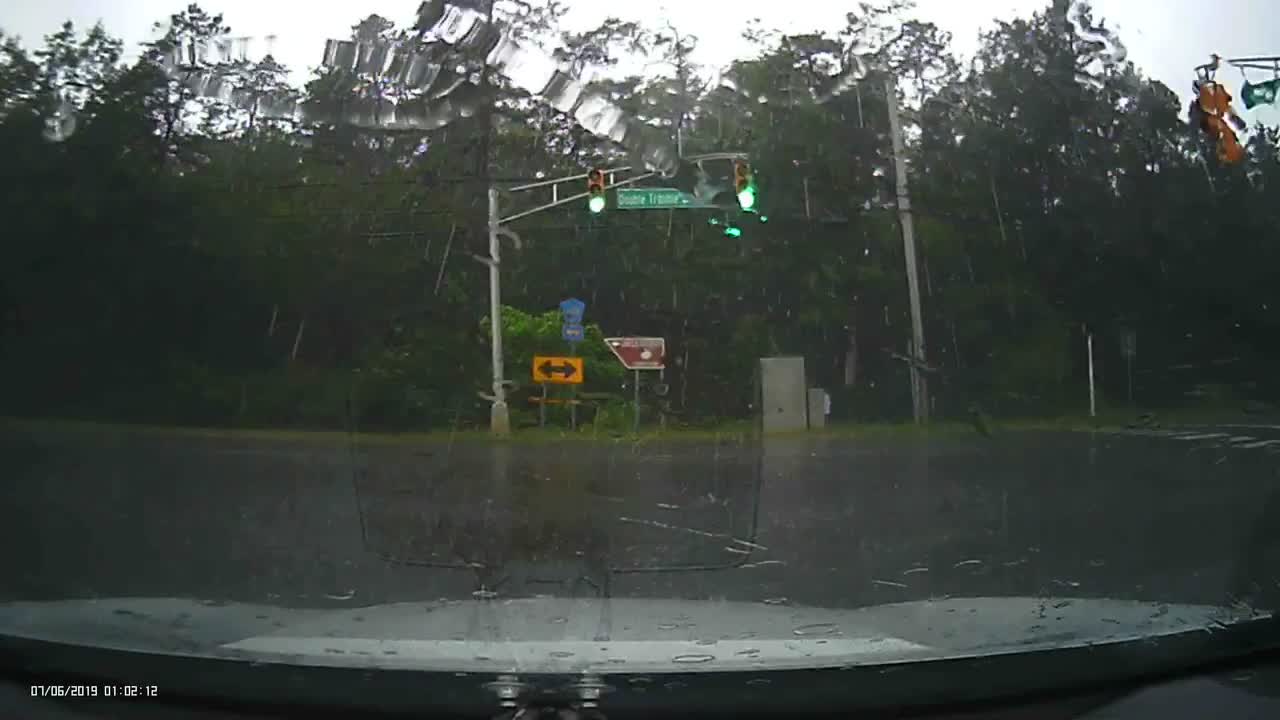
[30,684,159,698]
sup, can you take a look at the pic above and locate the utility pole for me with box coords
[480,0,505,436]
[883,72,929,423]
[487,186,510,436]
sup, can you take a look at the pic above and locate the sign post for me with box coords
[560,298,586,429]
[570,375,578,429]
[1085,325,1096,419]
[1120,328,1136,406]
[604,337,666,432]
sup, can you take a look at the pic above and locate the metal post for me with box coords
[488,186,510,436]
[569,341,578,430]
[1126,354,1133,406]
[884,72,928,423]
[1086,329,1096,418]
[854,82,865,128]
[659,368,667,431]
[633,370,641,433]
[539,383,547,427]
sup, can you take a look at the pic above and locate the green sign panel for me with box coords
[615,187,712,210]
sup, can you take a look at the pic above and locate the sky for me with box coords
[4,0,1279,128]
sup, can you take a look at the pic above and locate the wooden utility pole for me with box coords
[883,72,929,423]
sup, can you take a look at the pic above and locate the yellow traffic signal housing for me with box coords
[1194,81,1246,165]
[733,161,756,210]
[586,168,606,213]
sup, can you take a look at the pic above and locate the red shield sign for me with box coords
[604,337,665,370]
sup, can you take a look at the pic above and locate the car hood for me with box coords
[0,595,1264,674]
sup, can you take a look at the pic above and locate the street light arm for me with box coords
[495,227,521,250]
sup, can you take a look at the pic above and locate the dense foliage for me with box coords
[2,3,1278,431]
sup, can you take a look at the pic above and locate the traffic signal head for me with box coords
[733,160,756,211]
[1242,78,1280,110]
[723,223,742,238]
[586,168,606,213]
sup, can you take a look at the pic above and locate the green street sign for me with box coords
[1242,78,1280,110]
[615,187,713,210]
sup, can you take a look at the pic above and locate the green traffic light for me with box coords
[758,214,769,223]
[737,187,756,210]
[588,195,606,213]
[724,225,742,238]
[1242,79,1280,110]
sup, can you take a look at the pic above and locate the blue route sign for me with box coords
[559,297,585,324]
[560,297,586,345]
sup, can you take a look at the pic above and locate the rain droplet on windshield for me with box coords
[671,653,715,664]
[793,622,840,637]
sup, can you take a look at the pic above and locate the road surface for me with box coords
[3,423,1280,613]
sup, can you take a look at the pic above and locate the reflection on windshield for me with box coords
[2,0,1280,714]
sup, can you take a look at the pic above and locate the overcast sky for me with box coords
[4,0,1278,127]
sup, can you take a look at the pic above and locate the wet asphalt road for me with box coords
[3,423,1280,613]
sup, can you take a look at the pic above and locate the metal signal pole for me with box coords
[482,167,658,436]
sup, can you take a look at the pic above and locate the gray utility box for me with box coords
[759,357,808,433]
[807,388,827,429]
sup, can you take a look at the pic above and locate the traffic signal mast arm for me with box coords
[502,154,755,222]
[498,167,655,225]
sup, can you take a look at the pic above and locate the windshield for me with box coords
[3,0,1280,714]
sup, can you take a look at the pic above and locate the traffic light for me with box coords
[1193,81,1247,165]
[723,224,742,238]
[1241,78,1280,110]
[586,168,606,213]
[733,160,756,211]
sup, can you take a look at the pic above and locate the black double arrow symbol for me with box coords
[538,360,578,379]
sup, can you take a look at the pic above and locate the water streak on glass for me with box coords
[50,0,1134,147]
[148,1,679,175]
[1060,0,1128,88]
